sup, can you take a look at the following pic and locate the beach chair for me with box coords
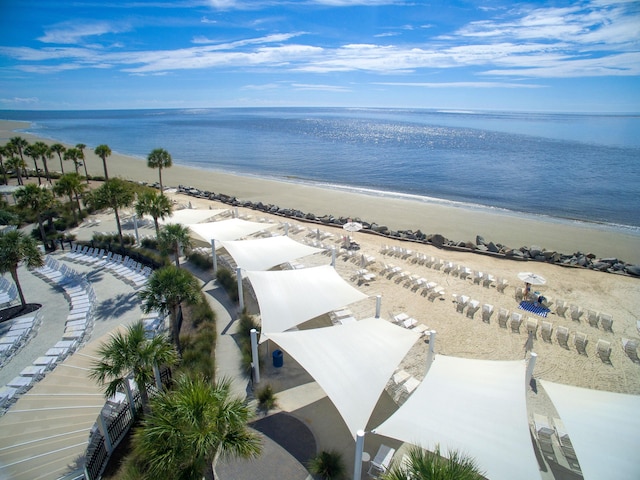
[515,286,524,302]
[466,300,480,319]
[368,444,396,477]
[569,304,583,321]
[510,312,523,333]
[533,414,557,462]
[596,339,611,362]
[442,262,454,274]
[472,271,483,285]
[526,317,539,338]
[497,308,509,328]
[622,338,639,362]
[481,304,493,323]
[428,288,445,302]
[599,313,613,332]
[432,259,443,270]
[455,295,469,313]
[482,274,495,288]
[555,300,568,317]
[458,267,471,280]
[574,332,588,355]
[556,326,569,347]
[586,310,599,328]
[496,277,509,293]
[541,321,553,343]
[552,418,581,471]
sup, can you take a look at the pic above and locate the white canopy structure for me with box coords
[157,208,226,225]
[540,380,640,480]
[374,356,539,480]
[220,236,324,271]
[245,265,369,339]
[268,318,420,437]
[188,218,276,244]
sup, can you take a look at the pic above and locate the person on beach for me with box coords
[524,282,531,300]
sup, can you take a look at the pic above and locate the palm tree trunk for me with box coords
[102,158,109,180]
[0,159,7,185]
[174,241,181,267]
[154,217,160,238]
[68,193,78,224]
[158,167,163,195]
[83,160,89,183]
[170,304,182,353]
[37,214,47,244]
[41,157,51,184]
[57,154,65,174]
[33,159,42,185]
[10,268,26,307]
[16,168,23,185]
[114,207,124,248]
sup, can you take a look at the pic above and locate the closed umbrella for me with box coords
[342,219,363,249]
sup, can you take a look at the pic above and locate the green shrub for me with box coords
[187,251,212,270]
[216,267,239,302]
[308,451,346,480]
[141,237,158,249]
[257,384,277,412]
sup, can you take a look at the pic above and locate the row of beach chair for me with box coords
[0,277,18,307]
[0,310,43,369]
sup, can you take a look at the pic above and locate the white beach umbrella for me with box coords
[342,219,363,246]
[517,272,546,285]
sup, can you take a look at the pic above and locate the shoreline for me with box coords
[1,119,639,264]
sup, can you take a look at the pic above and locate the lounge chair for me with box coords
[455,295,469,313]
[472,271,483,285]
[622,338,639,362]
[458,267,471,280]
[556,326,570,347]
[510,312,523,333]
[497,308,509,328]
[466,300,481,319]
[541,321,553,342]
[496,277,509,293]
[574,332,588,355]
[533,414,556,462]
[599,313,613,332]
[526,317,539,338]
[587,310,599,328]
[515,287,524,302]
[555,300,568,317]
[552,418,581,471]
[569,304,583,321]
[368,444,396,477]
[481,304,493,323]
[428,288,445,302]
[482,274,495,288]
[596,339,611,362]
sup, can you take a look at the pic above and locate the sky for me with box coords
[0,0,639,112]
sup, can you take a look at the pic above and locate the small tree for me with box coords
[135,189,173,237]
[381,445,485,480]
[15,183,56,246]
[54,173,86,225]
[158,223,192,267]
[88,178,134,248]
[94,144,112,180]
[50,143,66,174]
[147,148,173,195]
[0,230,44,307]
[308,450,346,480]
[76,143,90,182]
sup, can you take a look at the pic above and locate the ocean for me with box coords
[2,108,640,230]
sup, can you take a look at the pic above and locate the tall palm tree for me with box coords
[76,143,90,182]
[89,321,178,414]
[64,147,82,175]
[9,136,29,179]
[147,148,173,195]
[381,445,485,480]
[0,230,44,307]
[24,143,42,185]
[158,223,192,267]
[54,173,86,225]
[50,143,66,174]
[87,178,134,248]
[15,183,56,246]
[6,155,24,185]
[138,265,201,352]
[33,141,53,184]
[135,189,173,237]
[0,145,9,185]
[94,144,112,180]
[131,375,261,479]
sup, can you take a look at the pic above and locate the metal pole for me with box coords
[353,429,365,480]
[375,295,382,318]
[153,363,163,391]
[211,239,217,273]
[236,267,244,309]
[250,328,260,384]
[133,214,140,245]
[97,415,113,454]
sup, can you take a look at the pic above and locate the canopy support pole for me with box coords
[331,246,336,267]
[133,214,140,245]
[353,429,365,480]
[211,239,217,273]
[526,352,537,387]
[250,328,260,384]
[236,267,244,310]
[375,295,382,318]
[427,330,437,372]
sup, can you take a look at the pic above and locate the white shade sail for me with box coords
[188,218,275,244]
[220,236,324,271]
[245,265,369,339]
[268,317,420,437]
[374,356,539,480]
[540,380,640,480]
[157,208,227,226]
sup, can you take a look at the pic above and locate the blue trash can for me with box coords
[272,349,283,368]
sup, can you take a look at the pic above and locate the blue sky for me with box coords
[1,0,639,112]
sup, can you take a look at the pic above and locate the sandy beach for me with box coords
[2,119,639,264]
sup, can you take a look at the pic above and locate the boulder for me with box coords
[591,261,609,271]
[505,249,524,258]
[431,234,446,247]
[625,265,640,276]
[487,242,499,253]
[476,235,486,246]
[600,257,619,264]
[476,244,488,251]
[529,245,543,257]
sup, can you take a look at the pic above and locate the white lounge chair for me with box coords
[599,313,613,332]
[533,414,556,462]
[574,332,588,355]
[587,310,599,328]
[466,300,481,319]
[497,308,509,328]
[368,444,396,477]
[481,304,493,323]
[622,338,638,362]
[510,312,523,333]
[596,339,611,362]
[569,304,583,321]
[555,300,568,318]
[526,317,539,338]
[541,321,553,342]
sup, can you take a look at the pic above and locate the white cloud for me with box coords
[373,81,544,89]
[291,83,351,92]
[0,96,39,105]
[38,21,131,45]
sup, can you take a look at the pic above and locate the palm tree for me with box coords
[381,445,485,480]
[0,145,9,185]
[135,189,173,237]
[76,143,90,182]
[50,143,66,174]
[87,178,134,248]
[158,223,192,267]
[147,148,173,195]
[15,183,56,246]
[94,144,112,180]
[89,321,178,414]
[24,143,42,185]
[9,136,29,179]
[138,265,201,352]
[0,230,44,307]
[6,155,24,185]
[33,141,53,184]
[54,173,86,225]
[64,147,82,175]
[131,375,261,479]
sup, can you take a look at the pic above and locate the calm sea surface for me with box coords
[3,108,640,230]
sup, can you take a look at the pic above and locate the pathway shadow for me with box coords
[93,292,139,321]
[0,303,42,324]
[250,412,316,467]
